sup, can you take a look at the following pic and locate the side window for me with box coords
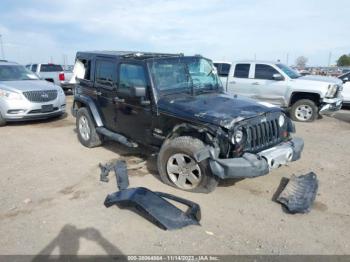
[119,64,147,92]
[84,60,91,80]
[234,64,250,78]
[95,60,115,86]
[31,64,37,72]
[221,64,231,76]
[255,64,279,80]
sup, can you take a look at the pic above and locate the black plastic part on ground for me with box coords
[114,160,129,190]
[276,172,318,214]
[104,187,201,230]
[99,163,114,183]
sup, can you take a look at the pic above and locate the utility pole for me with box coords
[328,52,332,67]
[0,34,5,60]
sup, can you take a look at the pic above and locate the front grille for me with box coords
[241,113,284,153]
[23,90,57,103]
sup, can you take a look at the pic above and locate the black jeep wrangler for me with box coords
[72,51,304,193]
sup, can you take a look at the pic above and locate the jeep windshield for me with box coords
[0,65,39,81]
[276,63,301,79]
[148,57,222,95]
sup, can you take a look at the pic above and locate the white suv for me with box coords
[219,60,343,122]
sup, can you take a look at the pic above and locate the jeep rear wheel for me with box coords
[157,136,218,193]
[290,99,318,122]
[76,107,103,148]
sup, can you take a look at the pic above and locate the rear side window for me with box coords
[234,64,250,78]
[255,64,279,80]
[40,64,63,72]
[119,64,147,91]
[95,60,115,86]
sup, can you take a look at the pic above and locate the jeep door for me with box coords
[114,62,153,143]
[251,63,287,106]
[227,63,257,98]
[94,57,118,131]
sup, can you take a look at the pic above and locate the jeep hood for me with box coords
[158,93,281,129]
[0,80,58,93]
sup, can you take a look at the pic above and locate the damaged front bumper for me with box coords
[319,97,342,115]
[207,137,304,179]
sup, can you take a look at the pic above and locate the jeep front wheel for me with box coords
[157,136,218,193]
[76,107,103,148]
[290,99,318,122]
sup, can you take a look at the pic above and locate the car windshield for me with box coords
[148,57,222,95]
[0,65,39,81]
[276,63,301,79]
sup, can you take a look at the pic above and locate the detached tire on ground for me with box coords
[76,107,103,148]
[157,136,219,193]
[290,99,318,122]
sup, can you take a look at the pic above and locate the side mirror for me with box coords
[131,86,146,97]
[343,77,349,83]
[272,73,284,81]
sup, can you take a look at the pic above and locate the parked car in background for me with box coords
[338,72,350,105]
[0,61,66,126]
[26,63,74,92]
[223,61,343,122]
[213,62,231,84]
[71,51,303,193]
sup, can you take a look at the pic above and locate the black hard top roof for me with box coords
[76,51,185,60]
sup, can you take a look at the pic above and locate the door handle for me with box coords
[113,97,125,103]
[251,82,260,85]
[229,81,236,84]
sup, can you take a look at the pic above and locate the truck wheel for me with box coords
[76,107,103,148]
[0,112,6,127]
[290,99,318,122]
[157,136,218,193]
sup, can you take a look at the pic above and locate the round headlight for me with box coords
[278,114,285,127]
[232,129,244,144]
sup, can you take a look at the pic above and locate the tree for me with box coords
[337,55,350,66]
[295,56,308,69]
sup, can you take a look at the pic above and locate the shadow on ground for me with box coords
[32,224,122,259]
[334,109,350,124]
[102,140,244,189]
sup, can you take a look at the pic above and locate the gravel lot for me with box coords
[1,96,350,256]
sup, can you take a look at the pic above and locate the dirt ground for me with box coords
[0,96,350,256]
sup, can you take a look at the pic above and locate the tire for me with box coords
[0,112,6,127]
[76,107,103,148]
[290,99,318,122]
[157,136,219,193]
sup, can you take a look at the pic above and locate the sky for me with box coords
[0,0,349,66]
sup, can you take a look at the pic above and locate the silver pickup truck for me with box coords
[216,61,343,122]
[26,63,74,92]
